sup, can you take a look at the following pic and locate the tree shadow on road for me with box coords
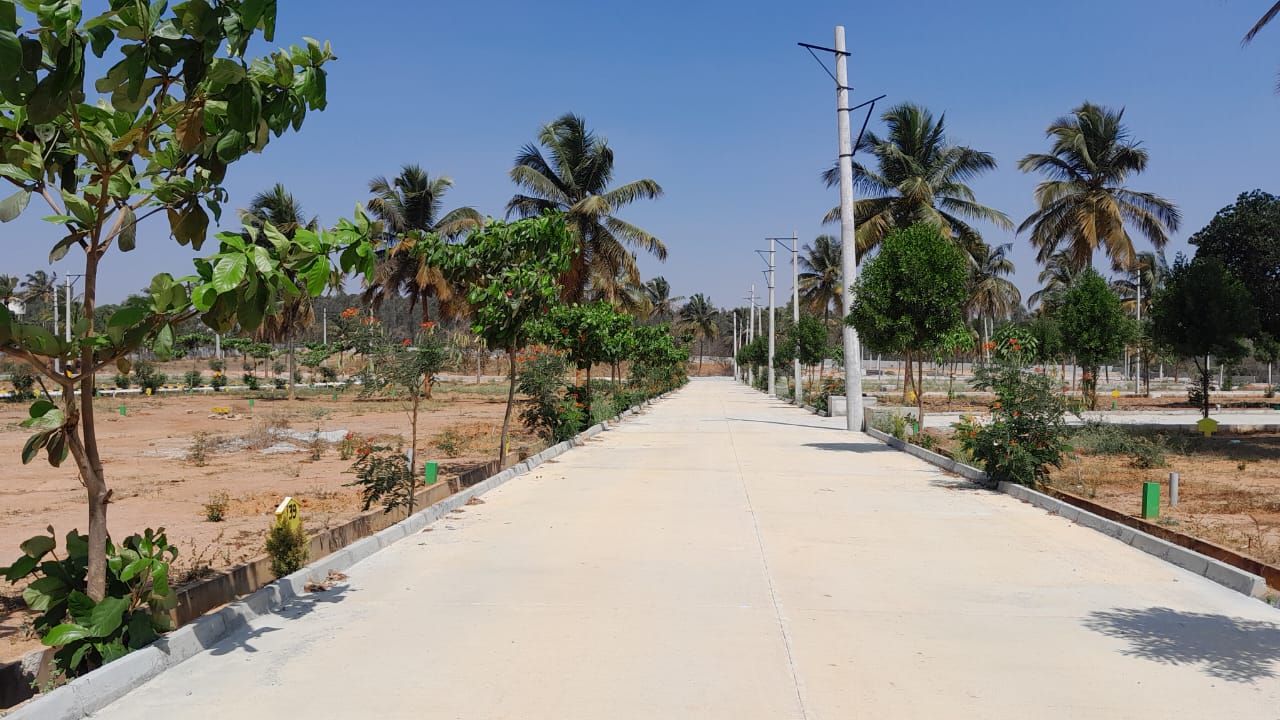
[803,442,896,454]
[209,583,351,656]
[1083,606,1280,683]
[728,417,833,430]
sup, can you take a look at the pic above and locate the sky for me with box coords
[5,0,1280,311]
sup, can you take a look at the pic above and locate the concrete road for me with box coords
[93,378,1280,719]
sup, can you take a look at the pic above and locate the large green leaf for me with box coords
[304,257,328,296]
[0,189,30,222]
[126,611,159,648]
[211,253,247,292]
[19,533,55,559]
[86,595,128,637]
[42,622,91,647]
[22,576,68,611]
[117,206,137,251]
[21,430,49,465]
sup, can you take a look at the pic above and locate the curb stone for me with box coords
[863,427,1267,599]
[4,387,681,719]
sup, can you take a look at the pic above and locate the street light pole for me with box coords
[792,231,801,405]
[732,310,739,381]
[767,238,776,397]
[834,26,863,431]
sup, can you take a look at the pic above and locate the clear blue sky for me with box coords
[6,0,1280,311]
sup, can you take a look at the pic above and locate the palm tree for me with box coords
[966,242,1022,354]
[822,103,1012,258]
[364,165,483,325]
[0,274,19,299]
[243,184,321,400]
[1028,251,1079,313]
[22,270,57,327]
[508,113,665,302]
[1110,250,1169,317]
[587,265,651,319]
[679,294,718,372]
[1018,103,1181,273]
[798,235,843,321]
[643,277,683,323]
[1246,3,1280,42]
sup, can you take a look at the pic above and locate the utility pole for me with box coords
[732,310,739,381]
[1135,273,1142,395]
[323,306,328,345]
[792,231,801,405]
[748,285,756,387]
[52,283,58,374]
[767,239,776,397]
[834,26,863,431]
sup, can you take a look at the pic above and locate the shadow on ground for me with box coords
[1083,606,1280,682]
[728,417,831,431]
[210,583,351,656]
[803,442,895,454]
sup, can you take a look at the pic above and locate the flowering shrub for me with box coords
[517,349,584,442]
[954,337,1070,487]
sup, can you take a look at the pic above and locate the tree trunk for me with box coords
[79,251,109,601]
[901,350,911,403]
[499,346,517,460]
[408,389,419,515]
[916,352,926,433]
[1199,354,1211,419]
[287,332,296,401]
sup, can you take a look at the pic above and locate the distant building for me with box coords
[5,297,25,316]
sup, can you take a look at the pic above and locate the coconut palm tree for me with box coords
[588,265,652,319]
[1246,3,1280,42]
[966,242,1022,353]
[822,103,1012,258]
[364,165,483,325]
[0,274,19,298]
[1018,103,1181,273]
[679,293,718,372]
[1110,250,1169,317]
[243,185,323,400]
[508,113,665,302]
[643,277,683,323]
[1028,251,1079,313]
[798,235,843,321]
[22,270,57,326]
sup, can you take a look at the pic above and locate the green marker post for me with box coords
[119,405,127,416]
[248,398,255,408]
[424,461,439,485]
[1141,482,1160,519]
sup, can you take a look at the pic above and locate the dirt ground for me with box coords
[0,382,535,665]
[1045,433,1280,569]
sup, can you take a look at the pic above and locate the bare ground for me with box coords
[0,381,535,664]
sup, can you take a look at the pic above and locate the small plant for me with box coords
[209,374,227,391]
[243,374,260,391]
[265,522,309,578]
[517,350,584,442]
[2,361,36,401]
[113,373,131,389]
[187,432,215,466]
[273,377,286,390]
[309,429,326,461]
[317,366,338,382]
[345,443,421,514]
[0,527,178,676]
[183,370,204,389]
[203,492,230,522]
[208,359,226,373]
[434,428,465,458]
[337,431,368,461]
[1265,385,1276,399]
[911,431,939,451]
[133,361,168,394]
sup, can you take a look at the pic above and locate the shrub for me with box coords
[0,527,177,676]
[317,366,338,383]
[243,374,260,391]
[955,349,1071,487]
[209,374,227,391]
[188,432,215,466]
[265,522,309,577]
[2,361,36,401]
[183,370,203,388]
[1265,385,1276,399]
[203,492,230,522]
[208,359,226,372]
[272,377,286,390]
[434,428,464,458]
[133,361,167,393]
[1071,423,1167,469]
[113,373,131,389]
[517,350,583,442]
[345,443,420,514]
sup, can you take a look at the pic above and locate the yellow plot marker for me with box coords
[275,497,301,533]
[1197,417,1219,438]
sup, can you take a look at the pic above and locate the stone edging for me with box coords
[864,426,1267,599]
[3,390,675,720]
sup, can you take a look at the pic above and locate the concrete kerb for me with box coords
[6,388,679,720]
[863,427,1268,599]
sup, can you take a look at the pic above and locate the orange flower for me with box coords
[340,307,359,319]
[421,321,436,329]
[402,338,411,346]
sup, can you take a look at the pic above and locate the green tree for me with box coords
[0,2,375,603]
[798,235,843,322]
[438,213,576,458]
[1055,269,1133,409]
[643,276,683,323]
[846,224,969,425]
[1151,255,1258,418]
[365,165,483,324]
[1028,250,1079,313]
[781,312,829,385]
[508,113,665,301]
[244,183,321,400]
[1018,103,1181,272]
[679,294,718,372]
[966,241,1021,354]
[1188,190,1280,343]
[822,103,1012,257]
[534,301,633,413]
